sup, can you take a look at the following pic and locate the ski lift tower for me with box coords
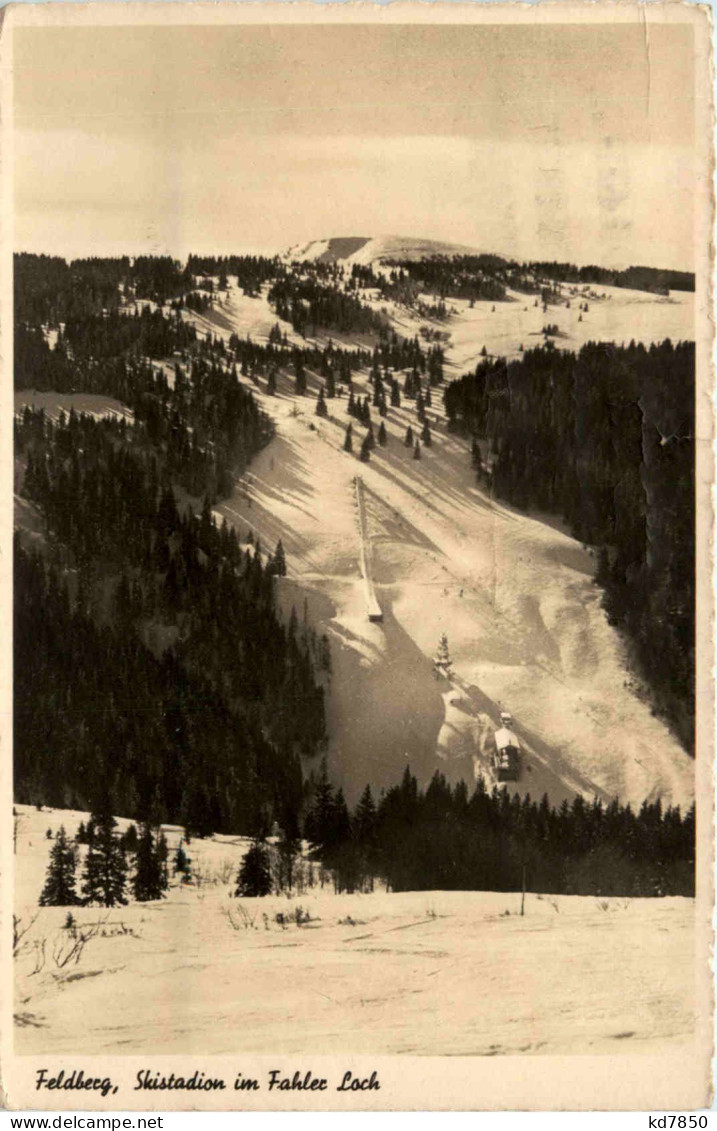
[433,633,453,680]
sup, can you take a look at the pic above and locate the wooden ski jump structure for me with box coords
[354,476,383,623]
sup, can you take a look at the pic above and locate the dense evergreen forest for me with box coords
[384,255,694,298]
[186,254,284,296]
[444,340,695,750]
[14,253,195,323]
[14,409,328,831]
[382,255,508,303]
[303,764,694,897]
[16,323,271,500]
[267,276,388,337]
[14,251,284,324]
[379,255,694,301]
[522,261,695,294]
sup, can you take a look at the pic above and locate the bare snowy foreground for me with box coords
[14,806,694,1057]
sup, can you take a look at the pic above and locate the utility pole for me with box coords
[520,862,526,917]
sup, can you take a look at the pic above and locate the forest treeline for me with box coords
[14,252,287,324]
[444,339,695,750]
[522,261,695,294]
[382,255,695,298]
[303,764,694,898]
[15,254,191,323]
[381,256,508,303]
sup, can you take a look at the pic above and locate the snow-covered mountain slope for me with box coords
[177,279,695,811]
[14,805,695,1057]
[285,234,490,265]
[16,276,694,813]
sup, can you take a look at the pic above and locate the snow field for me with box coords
[14,806,695,1057]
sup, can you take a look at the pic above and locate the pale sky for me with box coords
[13,22,696,269]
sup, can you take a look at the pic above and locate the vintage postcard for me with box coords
[1,0,713,1113]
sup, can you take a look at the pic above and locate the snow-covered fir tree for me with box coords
[40,825,80,906]
[82,806,128,907]
[271,538,287,577]
[132,822,168,902]
[315,387,328,417]
[433,632,452,677]
[235,840,273,897]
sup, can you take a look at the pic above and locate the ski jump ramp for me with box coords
[354,476,383,623]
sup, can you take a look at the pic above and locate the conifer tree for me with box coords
[354,784,377,843]
[174,841,190,875]
[304,758,334,853]
[235,840,273,897]
[330,788,352,849]
[343,423,353,453]
[40,825,80,906]
[133,822,167,902]
[121,823,139,854]
[421,420,432,447]
[294,360,307,396]
[157,831,169,887]
[378,421,387,446]
[82,806,128,907]
[433,632,452,677]
[272,539,287,577]
[266,369,277,396]
[278,808,302,892]
[315,387,328,417]
[404,425,414,447]
[359,434,371,462]
[413,439,421,460]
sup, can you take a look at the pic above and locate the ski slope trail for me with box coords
[212,387,692,811]
[187,281,695,809]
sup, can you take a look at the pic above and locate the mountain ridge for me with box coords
[284,234,499,265]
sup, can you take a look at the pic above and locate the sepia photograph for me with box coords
[2,0,713,1113]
